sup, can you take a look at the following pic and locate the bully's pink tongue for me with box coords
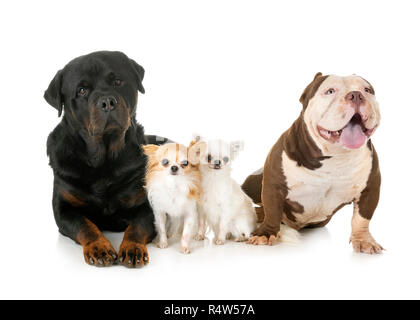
[340,122,366,149]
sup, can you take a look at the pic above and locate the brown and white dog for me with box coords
[242,73,383,254]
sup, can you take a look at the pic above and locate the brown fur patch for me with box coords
[357,142,380,220]
[60,189,86,207]
[299,72,329,110]
[120,189,146,208]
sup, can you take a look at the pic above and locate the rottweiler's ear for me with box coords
[130,59,146,94]
[44,70,64,117]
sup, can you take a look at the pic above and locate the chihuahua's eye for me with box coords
[223,156,229,163]
[113,79,123,87]
[78,87,88,96]
[181,160,189,167]
[161,159,169,166]
[364,87,373,94]
[207,154,212,163]
[325,88,335,95]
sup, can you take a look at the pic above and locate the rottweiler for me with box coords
[45,51,169,268]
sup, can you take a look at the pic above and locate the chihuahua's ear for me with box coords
[230,140,244,160]
[189,141,207,165]
[189,133,204,148]
[130,59,146,94]
[143,144,159,156]
[44,69,64,117]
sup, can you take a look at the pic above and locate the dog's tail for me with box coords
[242,168,264,221]
[278,224,300,244]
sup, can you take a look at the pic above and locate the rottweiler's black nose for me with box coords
[98,96,117,112]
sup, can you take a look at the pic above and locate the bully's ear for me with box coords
[143,144,160,156]
[130,59,146,94]
[189,141,207,165]
[230,140,244,160]
[299,72,328,109]
[44,69,64,117]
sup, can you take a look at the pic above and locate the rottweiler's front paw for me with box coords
[118,240,149,268]
[83,238,118,267]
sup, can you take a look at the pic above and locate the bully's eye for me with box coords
[207,154,212,163]
[364,87,373,94]
[223,156,229,163]
[325,88,335,95]
[77,87,88,96]
[181,160,189,167]
[113,79,123,87]
[161,159,169,166]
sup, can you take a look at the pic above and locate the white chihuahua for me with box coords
[192,137,257,244]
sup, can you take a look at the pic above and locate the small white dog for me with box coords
[192,137,257,244]
[143,143,201,254]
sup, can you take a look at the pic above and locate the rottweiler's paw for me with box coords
[350,234,384,254]
[118,240,149,268]
[247,234,277,246]
[83,238,117,267]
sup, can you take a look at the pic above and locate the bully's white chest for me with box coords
[282,146,372,226]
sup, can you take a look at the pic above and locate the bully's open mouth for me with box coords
[317,113,375,149]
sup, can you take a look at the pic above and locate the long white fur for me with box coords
[196,138,257,244]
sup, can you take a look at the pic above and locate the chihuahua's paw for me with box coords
[194,234,205,241]
[247,235,277,246]
[350,234,384,254]
[214,239,225,245]
[181,246,191,254]
[157,240,168,249]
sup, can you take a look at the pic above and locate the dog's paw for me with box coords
[247,235,277,246]
[83,238,117,267]
[157,240,168,249]
[118,240,149,268]
[214,239,225,245]
[234,234,249,242]
[194,234,205,241]
[350,235,384,254]
[181,246,191,254]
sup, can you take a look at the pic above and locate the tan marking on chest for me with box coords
[282,146,372,227]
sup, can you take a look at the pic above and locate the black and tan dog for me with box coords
[45,51,169,267]
[242,73,383,254]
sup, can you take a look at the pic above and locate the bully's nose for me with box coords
[345,91,364,107]
[171,165,179,173]
[98,96,117,112]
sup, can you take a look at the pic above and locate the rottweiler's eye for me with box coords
[161,159,169,166]
[223,156,229,163]
[78,87,88,96]
[364,87,373,94]
[207,154,212,163]
[181,160,189,167]
[113,79,123,87]
[325,88,335,95]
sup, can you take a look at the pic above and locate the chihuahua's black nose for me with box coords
[98,96,117,112]
[171,165,179,173]
[214,160,221,166]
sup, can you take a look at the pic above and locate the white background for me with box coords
[0,0,419,299]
